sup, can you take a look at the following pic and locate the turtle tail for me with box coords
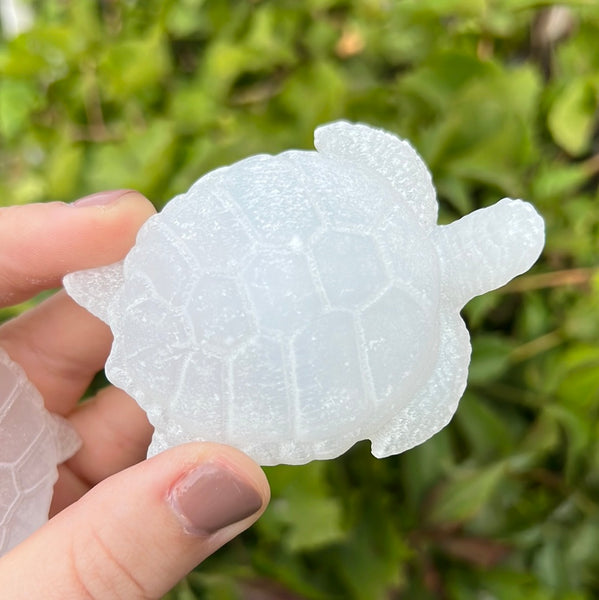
[63,260,125,326]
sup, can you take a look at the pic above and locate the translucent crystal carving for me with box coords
[64,121,545,466]
[0,348,81,556]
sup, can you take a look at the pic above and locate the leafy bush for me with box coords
[1,1,598,598]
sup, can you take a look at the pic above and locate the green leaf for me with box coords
[165,0,210,37]
[545,403,595,483]
[182,573,240,600]
[0,79,41,140]
[401,0,485,19]
[277,61,347,128]
[331,501,410,600]
[98,29,170,100]
[468,334,516,384]
[259,463,346,552]
[447,567,567,600]
[168,82,220,133]
[557,345,599,406]
[46,138,84,199]
[429,462,507,524]
[531,162,590,203]
[454,392,517,458]
[85,120,176,193]
[399,428,454,511]
[548,78,598,156]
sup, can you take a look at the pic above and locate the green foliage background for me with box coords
[1,1,599,598]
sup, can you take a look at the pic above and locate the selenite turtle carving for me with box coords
[64,121,545,466]
[0,348,81,556]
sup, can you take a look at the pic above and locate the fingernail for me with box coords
[72,189,137,207]
[169,462,264,535]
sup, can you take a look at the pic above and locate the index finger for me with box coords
[0,191,156,413]
[0,191,155,306]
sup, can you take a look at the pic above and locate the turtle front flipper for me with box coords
[314,121,438,230]
[434,198,544,310]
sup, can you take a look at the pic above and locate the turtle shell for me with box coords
[105,149,442,465]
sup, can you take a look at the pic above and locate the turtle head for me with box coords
[433,199,545,310]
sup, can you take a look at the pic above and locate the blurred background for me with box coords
[1,1,598,598]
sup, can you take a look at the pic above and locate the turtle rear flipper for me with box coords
[63,260,125,326]
[369,311,470,457]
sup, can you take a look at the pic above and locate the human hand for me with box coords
[0,191,270,599]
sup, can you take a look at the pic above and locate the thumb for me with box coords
[0,442,270,599]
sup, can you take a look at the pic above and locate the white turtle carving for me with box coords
[64,121,544,466]
[0,348,81,556]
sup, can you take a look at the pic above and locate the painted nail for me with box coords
[72,189,137,207]
[169,462,264,535]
